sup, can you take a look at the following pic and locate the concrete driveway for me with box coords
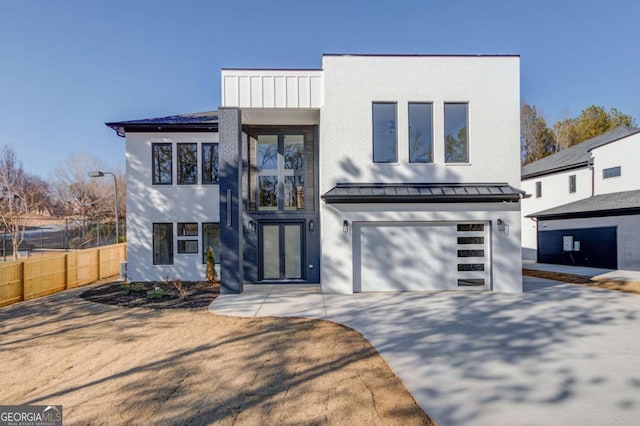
[210,277,640,426]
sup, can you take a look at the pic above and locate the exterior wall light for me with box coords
[248,220,256,233]
[497,219,506,232]
[308,220,314,232]
[343,220,349,233]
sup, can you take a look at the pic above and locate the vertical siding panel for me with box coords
[309,76,323,108]
[250,76,262,107]
[274,76,286,107]
[238,76,250,108]
[262,76,274,107]
[286,76,298,107]
[223,76,239,107]
[298,76,310,108]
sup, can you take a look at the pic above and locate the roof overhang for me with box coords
[521,161,589,180]
[528,207,640,221]
[322,183,525,204]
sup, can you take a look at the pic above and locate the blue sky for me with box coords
[2,0,639,177]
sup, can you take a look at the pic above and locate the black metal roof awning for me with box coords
[321,183,525,204]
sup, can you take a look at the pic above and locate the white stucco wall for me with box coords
[126,132,220,281]
[538,215,640,271]
[520,167,592,259]
[319,56,522,293]
[591,132,640,195]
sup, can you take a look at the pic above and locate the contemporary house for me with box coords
[108,54,525,293]
[521,126,640,270]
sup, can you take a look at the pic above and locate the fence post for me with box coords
[19,260,25,303]
[64,253,69,290]
[97,247,102,280]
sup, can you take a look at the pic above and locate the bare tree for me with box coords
[0,146,50,260]
[50,153,121,246]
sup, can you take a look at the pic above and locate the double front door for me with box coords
[259,222,304,281]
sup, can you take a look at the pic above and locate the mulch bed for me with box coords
[80,280,220,309]
[523,268,640,295]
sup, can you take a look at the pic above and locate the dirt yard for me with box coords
[0,286,433,425]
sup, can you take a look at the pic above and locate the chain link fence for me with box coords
[1,217,125,261]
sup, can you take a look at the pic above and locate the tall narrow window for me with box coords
[409,103,433,163]
[202,223,220,264]
[153,223,173,265]
[444,103,469,163]
[152,143,172,185]
[284,135,305,210]
[177,143,197,185]
[372,103,397,163]
[569,175,576,193]
[536,181,542,198]
[202,143,219,184]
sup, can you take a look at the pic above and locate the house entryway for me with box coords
[258,221,305,281]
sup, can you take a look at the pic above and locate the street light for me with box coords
[88,171,119,244]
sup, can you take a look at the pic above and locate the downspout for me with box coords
[589,157,595,196]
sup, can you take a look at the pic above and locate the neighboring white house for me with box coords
[108,54,525,293]
[521,127,640,270]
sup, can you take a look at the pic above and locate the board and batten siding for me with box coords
[221,70,324,109]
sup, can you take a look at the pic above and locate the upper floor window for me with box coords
[202,143,219,184]
[152,143,172,185]
[408,103,433,163]
[177,143,197,185]
[372,102,397,163]
[444,103,469,163]
[569,175,576,193]
[603,166,621,179]
[255,134,306,211]
[535,181,542,198]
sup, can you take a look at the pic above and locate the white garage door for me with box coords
[354,222,490,292]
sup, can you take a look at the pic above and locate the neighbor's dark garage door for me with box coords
[538,226,617,269]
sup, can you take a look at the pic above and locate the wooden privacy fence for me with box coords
[0,243,126,307]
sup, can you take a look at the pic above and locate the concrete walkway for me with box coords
[210,278,640,426]
[523,260,640,282]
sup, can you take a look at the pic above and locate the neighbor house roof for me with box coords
[106,111,219,137]
[322,183,525,204]
[521,126,640,180]
[527,190,640,220]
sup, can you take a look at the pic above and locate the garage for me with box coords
[353,222,490,292]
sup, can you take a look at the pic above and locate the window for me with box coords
[202,223,220,264]
[372,103,397,163]
[569,175,576,193]
[536,181,542,198]
[603,166,621,179]
[152,143,172,185]
[176,222,198,254]
[153,223,173,265]
[444,103,469,163]
[177,240,198,254]
[408,103,433,163]
[177,223,198,236]
[177,143,197,185]
[202,143,219,184]
[255,134,305,211]
[457,224,484,232]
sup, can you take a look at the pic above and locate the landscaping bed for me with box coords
[80,280,219,309]
[523,268,640,295]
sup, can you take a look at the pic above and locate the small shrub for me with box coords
[172,278,188,299]
[205,246,218,283]
[122,282,145,295]
[147,286,166,299]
